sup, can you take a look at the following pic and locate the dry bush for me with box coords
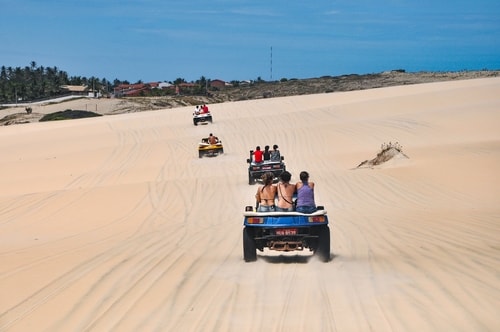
[357,142,409,168]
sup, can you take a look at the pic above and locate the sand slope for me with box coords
[1,78,499,331]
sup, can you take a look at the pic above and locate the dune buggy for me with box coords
[246,150,285,185]
[198,138,224,158]
[193,111,212,125]
[242,207,330,262]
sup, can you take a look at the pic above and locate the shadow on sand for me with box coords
[258,253,336,264]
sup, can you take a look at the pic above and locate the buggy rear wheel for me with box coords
[248,173,255,185]
[316,225,330,262]
[243,227,257,262]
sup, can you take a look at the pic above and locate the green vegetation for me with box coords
[0,62,221,103]
[0,61,116,103]
[39,109,102,122]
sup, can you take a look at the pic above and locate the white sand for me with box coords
[1,78,499,331]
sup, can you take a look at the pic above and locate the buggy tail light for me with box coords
[308,216,325,223]
[247,217,264,224]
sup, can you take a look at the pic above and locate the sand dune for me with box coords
[1,78,499,331]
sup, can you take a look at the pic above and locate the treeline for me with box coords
[0,61,240,103]
[0,61,123,103]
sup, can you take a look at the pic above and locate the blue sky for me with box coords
[1,0,499,83]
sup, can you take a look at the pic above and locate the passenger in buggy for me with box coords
[270,144,281,161]
[255,172,277,212]
[276,171,295,212]
[253,146,263,163]
[263,145,271,161]
[295,171,317,214]
[208,133,218,144]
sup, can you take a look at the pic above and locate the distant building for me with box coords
[114,83,158,97]
[60,85,103,98]
[60,85,88,95]
[210,79,226,89]
[158,82,172,89]
[178,82,197,88]
[113,81,199,97]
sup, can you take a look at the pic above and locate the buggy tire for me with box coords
[243,227,257,262]
[248,173,255,185]
[316,225,330,262]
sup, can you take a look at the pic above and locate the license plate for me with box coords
[262,166,271,170]
[275,228,297,236]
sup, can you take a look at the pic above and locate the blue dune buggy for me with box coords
[242,206,330,262]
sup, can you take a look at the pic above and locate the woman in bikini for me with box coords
[255,172,277,212]
[276,171,296,212]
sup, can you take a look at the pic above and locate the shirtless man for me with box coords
[275,171,296,212]
[208,133,218,145]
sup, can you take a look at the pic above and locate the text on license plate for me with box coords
[275,228,297,236]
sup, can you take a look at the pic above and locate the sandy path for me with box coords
[0,78,499,331]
